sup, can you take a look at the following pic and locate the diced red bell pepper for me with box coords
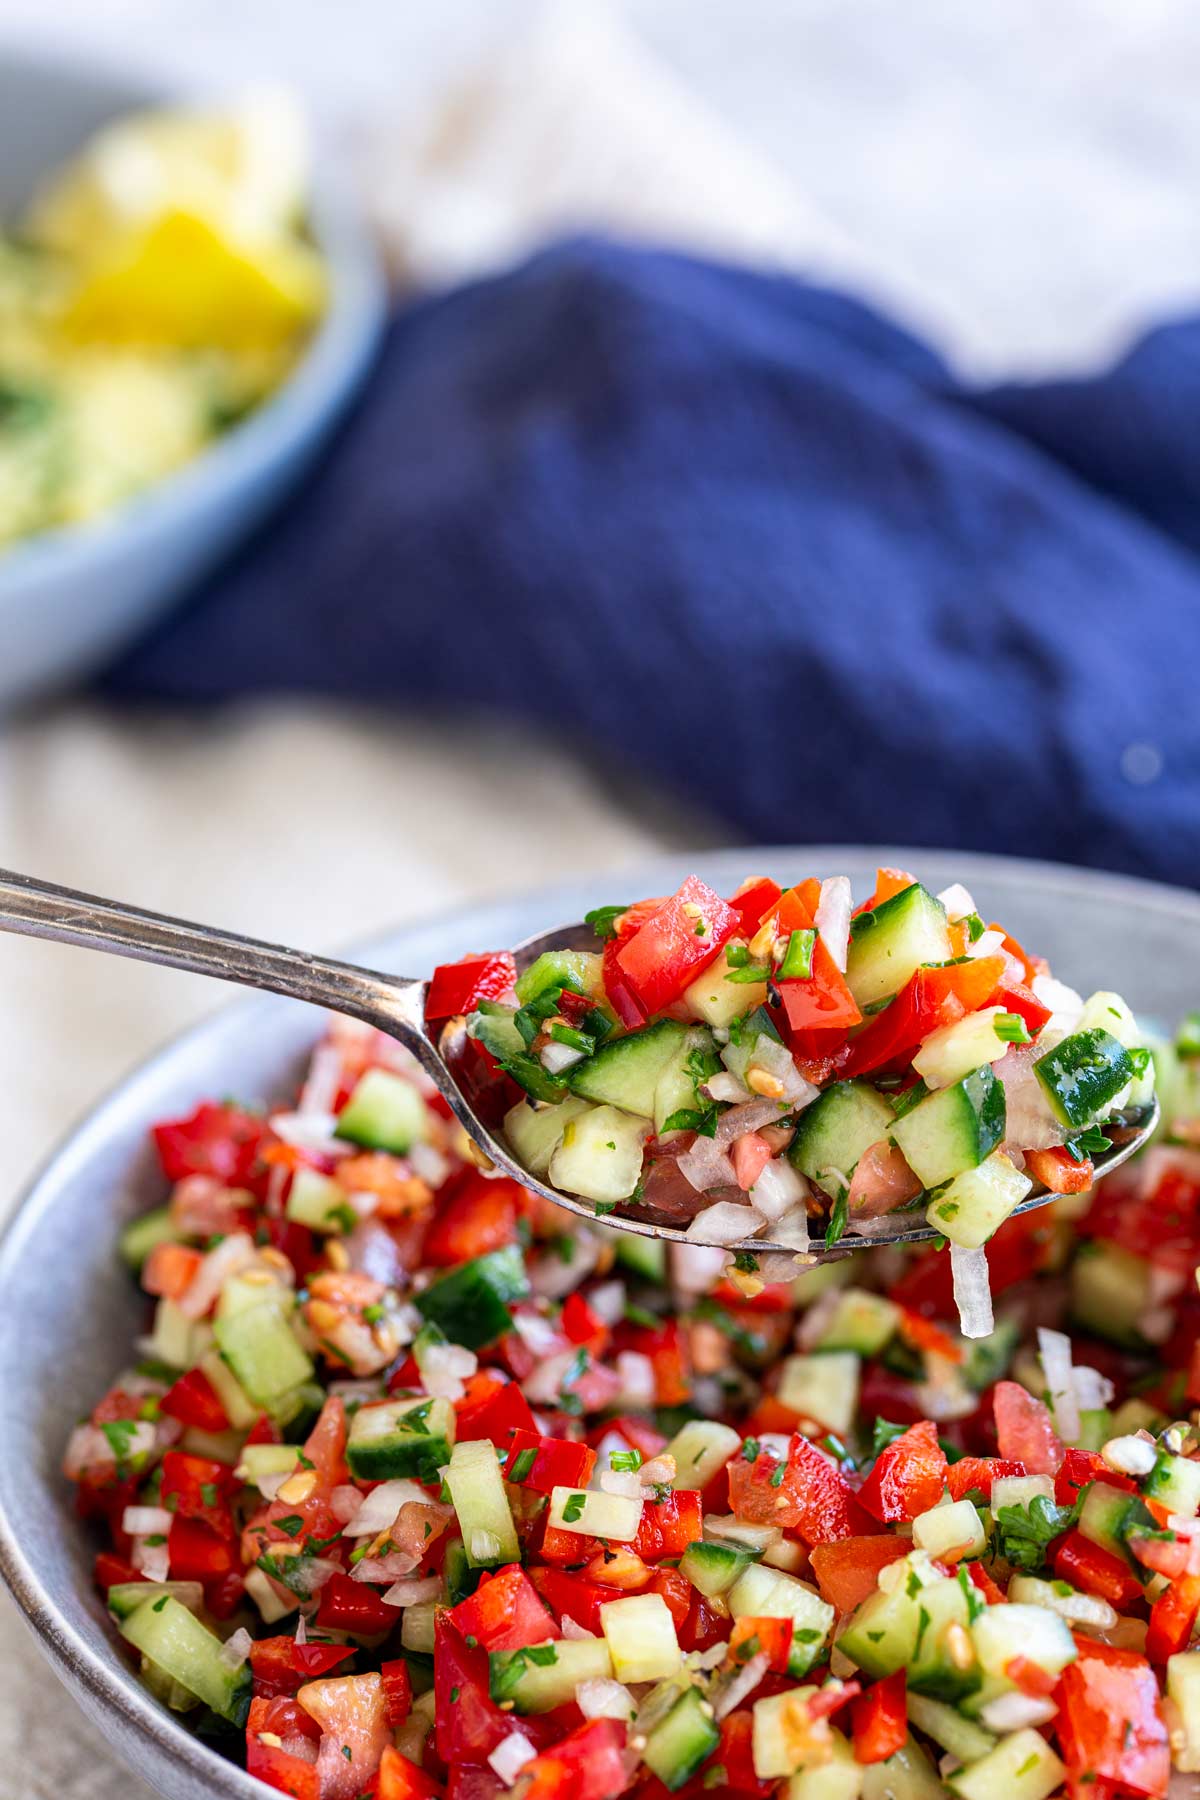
[729,1615,793,1674]
[858,1420,947,1524]
[1055,1447,1135,1508]
[424,1171,524,1267]
[842,957,1007,1078]
[94,1551,143,1592]
[967,1562,1007,1605]
[160,1450,238,1527]
[634,1489,703,1561]
[522,1718,628,1800]
[247,1695,320,1800]
[372,1746,443,1800]
[871,869,918,908]
[615,877,740,1016]
[852,1671,908,1764]
[647,1566,693,1634]
[455,1373,536,1447]
[168,1515,237,1583]
[717,1710,777,1797]
[768,887,863,1044]
[142,1242,203,1301]
[595,1415,669,1461]
[728,1436,879,1544]
[250,1636,356,1697]
[160,1366,231,1434]
[990,926,1041,985]
[315,1573,404,1637]
[1024,1146,1095,1194]
[727,877,783,936]
[378,1660,413,1729]
[529,1566,620,1635]
[991,980,1052,1036]
[1148,1573,1200,1663]
[1052,1531,1145,1610]
[1057,1637,1170,1800]
[425,952,517,1023]
[809,1538,910,1613]
[503,1427,596,1496]
[601,938,648,1030]
[561,1292,611,1357]
[1006,1655,1059,1698]
[435,1616,513,1765]
[993,1381,1064,1476]
[946,1457,1027,1502]
[152,1101,268,1190]
[449,1564,561,1653]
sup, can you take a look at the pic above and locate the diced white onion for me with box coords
[966,928,1005,961]
[299,1042,344,1116]
[677,1138,738,1193]
[219,1627,253,1670]
[613,1350,656,1408]
[177,1231,260,1320]
[950,1245,994,1339]
[714,1098,788,1148]
[409,1142,451,1186]
[937,884,977,922]
[420,1339,478,1402]
[703,1072,754,1105]
[330,1484,365,1525]
[541,1041,585,1074]
[562,1616,598,1640]
[352,1551,420,1584]
[978,1692,1058,1731]
[132,1538,170,1582]
[746,1155,806,1222]
[288,1558,341,1596]
[1072,1364,1115,1412]
[754,1251,809,1284]
[489,1732,537,1786]
[736,1040,820,1112]
[586,1280,626,1326]
[1038,1327,1081,1444]
[341,1479,430,1537]
[670,1241,727,1294]
[995,1048,1072,1150]
[685,1201,759,1243]
[704,1514,782,1551]
[1031,975,1084,1036]
[122,1506,173,1537]
[770,1207,812,1254]
[294,1613,308,1647]
[381,1575,442,1608]
[269,1112,360,1158]
[815,876,852,973]
[577,1678,635,1720]
[522,1347,583,1405]
[511,1310,565,1357]
[713,1651,769,1720]
[529,1231,601,1300]
[600,1469,643,1499]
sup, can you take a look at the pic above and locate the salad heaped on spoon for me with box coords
[437,869,1155,1326]
[62,1005,1200,1800]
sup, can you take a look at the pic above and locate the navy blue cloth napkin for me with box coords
[105,239,1200,886]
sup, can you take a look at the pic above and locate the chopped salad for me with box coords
[64,994,1200,1800]
[444,871,1155,1338]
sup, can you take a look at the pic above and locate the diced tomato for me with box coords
[247,1695,320,1800]
[561,1292,611,1357]
[1147,1573,1200,1663]
[601,938,648,1030]
[455,1373,536,1447]
[436,1615,516,1764]
[372,1746,443,1800]
[728,1615,793,1674]
[615,877,740,1016]
[1006,1655,1059,1698]
[809,1537,909,1613]
[993,1381,1064,1476]
[1053,1531,1144,1610]
[647,1566,693,1634]
[732,1131,773,1192]
[1055,1447,1135,1508]
[852,1671,907,1764]
[967,1562,1007,1605]
[522,1718,628,1800]
[297,1671,392,1800]
[445,1767,500,1800]
[1024,1146,1095,1194]
[717,1710,777,1797]
[596,1415,669,1461]
[897,1308,963,1364]
[160,1366,230,1434]
[142,1241,203,1301]
[504,1428,596,1496]
[634,1489,703,1561]
[425,952,517,1023]
[167,1514,236,1583]
[727,877,783,936]
[250,1636,355,1697]
[990,980,1052,1036]
[615,1318,691,1408]
[946,1457,1027,1501]
[94,1550,143,1591]
[529,1566,620,1635]
[858,1421,947,1524]
[450,1564,561,1653]
[316,1573,404,1637]
[424,1171,524,1267]
[1056,1638,1170,1800]
[152,1101,268,1190]
[728,1436,879,1544]
[842,957,1006,1078]
[1084,1158,1200,1277]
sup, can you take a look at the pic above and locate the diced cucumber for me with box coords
[600,1593,683,1683]
[415,1245,529,1350]
[335,1068,428,1152]
[119,1205,179,1269]
[913,1009,1009,1091]
[776,1352,861,1437]
[503,1096,593,1176]
[905,1694,995,1765]
[402,1601,438,1654]
[1144,1449,1200,1518]
[1069,1240,1157,1348]
[907,1576,979,1702]
[685,959,767,1028]
[753,1688,821,1780]
[445,1437,520,1566]
[925,1151,1031,1250]
[1006,1575,1120,1630]
[654,1026,719,1137]
[789,1082,896,1199]
[142,1297,203,1370]
[728,1563,834,1677]
[947,1728,1065,1800]
[786,1729,863,1800]
[1167,1652,1200,1773]
[285,1167,351,1233]
[611,1228,666,1282]
[809,1288,900,1356]
[515,950,604,1005]
[469,1003,527,1063]
[679,1537,763,1600]
[1077,1482,1155,1566]
[193,1347,258,1430]
[548,1105,649,1205]
[212,1294,314,1414]
[1033,1028,1133,1130]
[548,1485,642,1542]
[1077,992,1153,1108]
[891,1067,1005,1190]
[244,1567,299,1624]
[968,1604,1076,1689]
[107,1580,203,1621]
[912,1499,986,1563]
[489,1637,612,1712]
[989,1473,1053,1514]
[838,1578,925,1679]
[235,1442,302,1485]
[443,1538,483,1606]
[665,1420,742,1489]
[1109,1397,1168,1438]
[118,1595,251,1725]
[846,884,952,1008]
[567,1019,687,1117]
[346,1395,455,1482]
[860,1738,945,1800]
[643,1686,721,1792]
[140,1653,201,1714]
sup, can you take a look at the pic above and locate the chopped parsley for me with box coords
[274,1515,306,1539]
[610,1449,643,1474]
[1065,1126,1113,1162]
[993,1012,1032,1044]
[993,1494,1077,1572]
[584,904,629,941]
[561,1492,587,1524]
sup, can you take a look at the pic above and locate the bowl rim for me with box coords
[2,842,1200,1794]
[0,43,387,598]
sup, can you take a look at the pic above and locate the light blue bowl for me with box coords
[0,49,387,706]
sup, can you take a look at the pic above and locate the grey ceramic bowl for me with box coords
[1,846,1198,1799]
[0,47,386,707]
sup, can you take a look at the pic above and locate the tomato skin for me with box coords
[529,1566,620,1635]
[946,1457,1027,1501]
[601,938,648,1029]
[967,1562,1007,1605]
[424,1171,523,1267]
[842,957,1006,1078]
[648,1566,693,1634]
[858,1421,947,1524]
[1056,1637,1170,1800]
[152,1101,268,1190]
[1053,1531,1145,1610]
[435,1616,510,1765]
[160,1451,238,1535]
[503,1428,596,1496]
[94,1550,143,1591]
[167,1515,236,1583]
[809,1537,910,1612]
[560,1292,610,1357]
[852,1671,907,1764]
[615,877,740,1016]
[449,1564,562,1653]
[425,952,517,1023]
[160,1366,230,1434]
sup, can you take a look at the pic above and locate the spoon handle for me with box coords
[0,868,426,1040]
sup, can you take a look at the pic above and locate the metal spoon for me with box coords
[0,869,1157,1262]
